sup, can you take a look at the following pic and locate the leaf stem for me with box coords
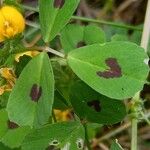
[25,20,40,29]
[45,47,65,58]
[35,46,65,58]
[21,4,39,12]
[22,4,142,31]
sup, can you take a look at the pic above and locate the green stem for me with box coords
[22,4,142,31]
[44,47,65,58]
[130,92,140,150]
[25,20,40,29]
[131,118,137,150]
[83,123,92,150]
[72,16,142,31]
[21,4,39,12]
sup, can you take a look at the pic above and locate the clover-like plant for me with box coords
[0,0,149,150]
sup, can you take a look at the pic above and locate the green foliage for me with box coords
[39,0,80,42]
[61,24,106,53]
[111,34,128,42]
[0,109,31,148]
[0,1,149,150]
[70,81,126,124]
[22,121,85,150]
[67,42,149,99]
[7,53,54,128]
[110,140,123,150]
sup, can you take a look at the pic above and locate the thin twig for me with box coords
[98,143,109,150]
[92,111,150,147]
[23,34,42,47]
[92,122,131,148]
[35,46,65,58]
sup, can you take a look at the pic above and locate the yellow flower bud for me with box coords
[0,5,25,42]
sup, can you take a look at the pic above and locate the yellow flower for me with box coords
[0,5,25,42]
[0,50,40,95]
[15,51,40,62]
[54,109,72,122]
[0,68,16,95]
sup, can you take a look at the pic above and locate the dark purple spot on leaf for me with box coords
[54,0,65,9]
[30,84,42,102]
[97,58,122,79]
[77,41,86,48]
[7,120,19,129]
[87,100,101,112]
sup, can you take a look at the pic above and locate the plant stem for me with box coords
[131,118,137,150]
[130,1,150,150]
[45,47,65,58]
[21,4,39,12]
[71,16,142,31]
[36,46,65,58]
[83,123,92,150]
[25,20,40,29]
[92,111,150,147]
[141,0,150,51]
[0,0,3,7]
[130,92,140,150]
[22,4,142,31]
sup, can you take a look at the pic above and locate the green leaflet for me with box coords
[110,140,124,150]
[7,52,54,128]
[67,41,149,99]
[69,81,126,124]
[22,121,85,150]
[39,0,80,42]
[0,109,31,148]
[61,24,106,53]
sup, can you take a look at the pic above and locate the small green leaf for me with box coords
[110,140,124,150]
[61,24,106,53]
[15,55,32,77]
[0,142,21,150]
[84,24,106,45]
[111,34,128,42]
[53,89,69,110]
[0,109,31,148]
[39,0,80,42]
[67,42,149,99]
[61,24,84,53]
[22,121,85,150]
[70,81,126,124]
[7,52,54,128]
